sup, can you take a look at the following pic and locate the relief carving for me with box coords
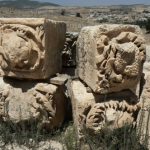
[0,24,45,72]
[77,25,146,94]
[95,31,146,93]
[0,78,66,129]
[79,100,141,135]
[0,18,66,79]
[31,83,57,128]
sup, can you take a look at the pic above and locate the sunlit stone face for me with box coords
[0,18,66,79]
[77,25,146,94]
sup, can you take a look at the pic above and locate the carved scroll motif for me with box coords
[31,83,57,128]
[0,24,45,72]
[95,31,146,93]
[79,101,141,134]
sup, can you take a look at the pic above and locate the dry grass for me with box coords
[0,7,98,32]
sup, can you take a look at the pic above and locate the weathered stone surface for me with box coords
[86,101,141,134]
[62,32,78,67]
[0,18,66,79]
[0,77,67,129]
[77,24,146,94]
[138,74,150,149]
[69,80,140,140]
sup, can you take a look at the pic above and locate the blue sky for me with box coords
[0,0,150,6]
[37,0,150,6]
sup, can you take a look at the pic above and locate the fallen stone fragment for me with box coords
[50,74,70,85]
[0,77,67,129]
[77,24,146,94]
[0,18,66,79]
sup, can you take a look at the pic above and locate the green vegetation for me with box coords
[0,121,77,149]
[0,118,149,149]
[84,126,148,150]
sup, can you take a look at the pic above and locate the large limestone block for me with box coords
[0,18,66,79]
[69,80,141,142]
[77,24,146,94]
[0,77,67,129]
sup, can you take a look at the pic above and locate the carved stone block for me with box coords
[0,18,66,79]
[0,77,67,129]
[69,80,141,141]
[77,24,146,94]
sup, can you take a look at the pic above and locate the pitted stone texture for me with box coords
[0,77,67,129]
[86,101,141,134]
[138,74,150,149]
[0,18,66,79]
[77,24,146,94]
[69,80,140,140]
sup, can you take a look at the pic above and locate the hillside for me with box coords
[0,0,59,9]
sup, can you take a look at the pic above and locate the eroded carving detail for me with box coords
[0,18,66,79]
[0,24,45,72]
[95,31,146,93]
[31,83,57,128]
[0,78,66,129]
[80,101,141,134]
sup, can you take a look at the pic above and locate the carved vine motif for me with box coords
[0,24,45,72]
[95,31,146,93]
[31,83,57,128]
[79,101,141,135]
